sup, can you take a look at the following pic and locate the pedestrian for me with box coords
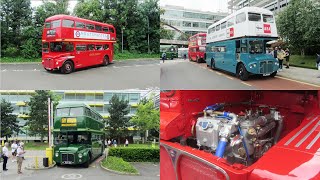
[316,53,320,70]
[16,142,26,174]
[183,54,187,60]
[277,47,285,71]
[285,48,290,68]
[125,139,129,147]
[11,141,18,162]
[2,142,9,171]
[161,52,166,63]
[272,47,278,59]
[104,139,108,147]
[113,139,117,148]
[108,139,111,147]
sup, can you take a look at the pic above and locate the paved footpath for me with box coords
[277,66,320,86]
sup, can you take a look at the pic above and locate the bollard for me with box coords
[46,148,53,166]
[35,156,39,169]
[1,140,4,147]
[152,139,156,148]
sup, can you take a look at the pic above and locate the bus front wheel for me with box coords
[83,154,91,168]
[196,56,200,63]
[61,61,74,74]
[237,64,249,81]
[270,71,277,77]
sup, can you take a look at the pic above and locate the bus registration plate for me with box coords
[63,161,73,164]
[263,73,270,76]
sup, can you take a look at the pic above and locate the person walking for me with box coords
[113,139,117,148]
[11,141,18,162]
[285,48,290,68]
[108,139,112,147]
[277,47,285,71]
[161,52,166,63]
[317,53,320,70]
[125,139,129,147]
[16,142,26,174]
[2,142,9,171]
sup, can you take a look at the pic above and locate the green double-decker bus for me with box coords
[53,103,105,168]
[160,45,178,60]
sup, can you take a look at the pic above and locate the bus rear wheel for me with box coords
[103,56,109,66]
[196,56,200,63]
[237,64,249,81]
[61,61,73,74]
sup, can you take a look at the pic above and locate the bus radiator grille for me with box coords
[260,61,273,74]
[61,153,75,163]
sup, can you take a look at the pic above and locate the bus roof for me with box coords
[45,14,114,28]
[207,7,273,30]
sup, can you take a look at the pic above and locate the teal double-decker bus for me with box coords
[206,7,279,81]
[53,103,105,168]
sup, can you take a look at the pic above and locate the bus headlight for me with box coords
[275,62,279,66]
[55,152,59,157]
[78,153,83,158]
[249,63,257,69]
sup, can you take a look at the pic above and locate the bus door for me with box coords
[236,39,249,68]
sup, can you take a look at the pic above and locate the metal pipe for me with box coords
[257,121,276,138]
[274,119,283,144]
[215,137,228,158]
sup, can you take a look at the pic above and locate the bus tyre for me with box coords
[56,162,61,166]
[211,59,215,70]
[270,71,277,77]
[61,61,73,74]
[84,154,91,168]
[196,56,200,63]
[237,64,249,81]
[103,56,109,66]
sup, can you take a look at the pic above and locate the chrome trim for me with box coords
[306,132,320,149]
[284,116,319,146]
[295,120,320,147]
[161,143,230,180]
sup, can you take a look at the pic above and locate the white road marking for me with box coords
[241,82,252,86]
[61,174,83,179]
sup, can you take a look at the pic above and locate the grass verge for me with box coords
[0,53,158,63]
[101,156,138,174]
[23,142,49,150]
[289,55,317,69]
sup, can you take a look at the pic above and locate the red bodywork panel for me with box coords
[160,90,320,180]
[188,33,206,61]
[41,15,116,71]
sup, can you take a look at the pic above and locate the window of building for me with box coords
[206,23,211,28]
[236,13,246,24]
[183,21,191,27]
[192,22,199,27]
[86,94,95,101]
[76,45,86,51]
[76,22,85,29]
[248,12,261,22]
[52,20,61,28]
[65,94,75,100]
[103,27,109,32]
[129,93,140,103]
[95,94,103,100]
[104,93,113,102]
[221,22,226,29]
[95,25,102,31]
[103,104,110,113]
[130,107,137,114]
[75,94,85,100]
[86,24,94,30]
[263,14,274,23]
[62,20,74,27]
[94,106,103,113]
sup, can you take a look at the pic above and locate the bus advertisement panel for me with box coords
[53,103,105,168]
[42,15,116,74]
[188,33,206,63]
[206,7,279,81]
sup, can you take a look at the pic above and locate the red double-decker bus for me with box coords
[41,15,116,74]
[188,33,206,63]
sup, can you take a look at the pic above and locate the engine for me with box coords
[195,105,283,166]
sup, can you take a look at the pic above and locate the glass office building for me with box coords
[161,5,227,40]
[228,0,291,13]
[0,90,159,140]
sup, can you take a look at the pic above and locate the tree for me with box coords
[27,90,60,141]
[130,97,159,143]
[277,0,320,56]
[0,99,19,141]
[74,0,104,22]
[106,95,130,143]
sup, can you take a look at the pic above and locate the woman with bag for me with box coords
[2,142,9,171]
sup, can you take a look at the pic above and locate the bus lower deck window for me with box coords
[76,45,86,51]
[87,44,95,51]
[103,45,109,50]
[96,45,103,50]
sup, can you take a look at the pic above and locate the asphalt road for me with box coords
[0,59,160,90]
[160,59,319,90]
[1,151,159,180]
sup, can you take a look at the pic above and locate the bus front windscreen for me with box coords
[249,40,264,54]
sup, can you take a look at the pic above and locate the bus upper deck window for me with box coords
[103,27,109,32]
[44,22,51,28]
[110,28,115,33]
[51,20,61,28]
[76,22,85,29]
[95,25,102,31]
[248,13,261,22]
[263,14,274,23]
[236,12,246,24]
[62,19,74,27]
[86,24,94,30]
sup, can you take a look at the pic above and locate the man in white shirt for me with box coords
[16,142,26,174]
[125,139,129,147]
[11,141,18,162]
[2,142,9,171]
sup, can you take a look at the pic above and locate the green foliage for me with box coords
[160,28,175,40]
[101,156,139,174]
[0,99,19,139]
[106,95,130,141]
[27,90,60,141]
[20,26,42,58]
[3,46,19,57]
[289,55,318,69]
[108,147,160,162]
[276,0,320,56]
[23,142,48,150]
[74,0,104,22]
[0,57,42,63]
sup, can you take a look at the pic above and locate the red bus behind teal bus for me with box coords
[188,33,206,63]
[42,15,116,74]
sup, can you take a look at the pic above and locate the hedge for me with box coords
[108,147,159,162]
